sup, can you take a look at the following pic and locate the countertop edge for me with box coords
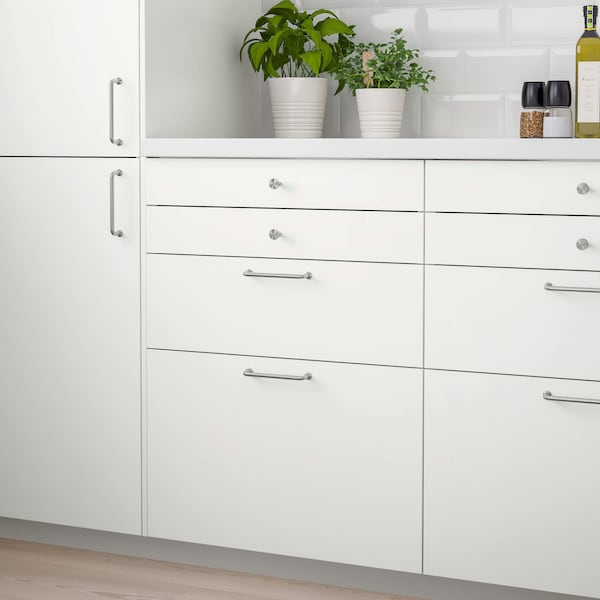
[142,138,600,160]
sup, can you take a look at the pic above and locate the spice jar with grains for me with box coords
[520,81,545,138]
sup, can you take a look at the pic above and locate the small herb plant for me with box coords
[240,0,355,79]
[334,29,435,94]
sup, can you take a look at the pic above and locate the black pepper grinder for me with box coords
[520,81,545,138]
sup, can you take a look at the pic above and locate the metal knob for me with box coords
[576,238,590,251]
[269,229,282,240]
[577,183,590,195]
[269,178,282,190]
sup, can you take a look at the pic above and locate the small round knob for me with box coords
[269,178,282,190]
[576,238,590,251]
[577,183,590,195]
[269,229,282,240]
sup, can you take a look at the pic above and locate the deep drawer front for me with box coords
[147,349,422,573]
[426,213,600,270]
[147,255,423,367]
[425,266,600,381]
[145,159,424,211]
[427,161,600,215]
[147,207,423,263]
[424,369,600,599]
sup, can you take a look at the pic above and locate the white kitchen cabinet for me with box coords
[424,369,600,599]
[426,213,600,271]
[0,158,141,534]
[0,0,139,157]
[426,161,600,215]
[425,265,600,381]
[147,207,423,264]
[147,349,423,573]
[147,255,423,367]
[145,159,424,211]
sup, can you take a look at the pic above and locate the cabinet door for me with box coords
[148,350,422,573]
[425,265,600,381]
[424,370,600,598]
[0,0,139,157]
[0,158,141,534]
[147,256,423,367]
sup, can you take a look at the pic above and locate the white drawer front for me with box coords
[145,159,424,211]
[148,350,422,573]
[147,256,422,367]
[426,213,600,270]
[147,207,423,263]
[425,266,600,381]
[424,369,600,599]
[427,161,600,215]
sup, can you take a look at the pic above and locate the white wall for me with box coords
[261,0,583,138]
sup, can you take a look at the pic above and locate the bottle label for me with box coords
[578,61,600,123]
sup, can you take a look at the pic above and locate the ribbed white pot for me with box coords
[356,88,406,138]
[268,77,328,138]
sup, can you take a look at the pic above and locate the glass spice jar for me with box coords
[520,81,545,138]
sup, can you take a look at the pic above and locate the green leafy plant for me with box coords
[334,28,435,95]
[240,0,355,78]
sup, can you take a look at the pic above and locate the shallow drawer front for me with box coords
[147,207,423,263]
[424,370,600,599]
[147,256,422,367]
[425,266,600,381]
[148,349,422,573]
[426,213,600,270]
[146,159,423,211]
[427,161,600,215]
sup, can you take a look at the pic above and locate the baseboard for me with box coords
[0,518,591,600]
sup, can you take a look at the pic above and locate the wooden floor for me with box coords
[0,538,420,600]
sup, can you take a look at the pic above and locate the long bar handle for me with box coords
[543,391,600,406]
[110,169,123,238]
[544,282,600,294]
[109,77,123,146]
[243,269,312,280]
[243,368,312,381]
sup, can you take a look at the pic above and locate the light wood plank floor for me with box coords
[0,538,421,600]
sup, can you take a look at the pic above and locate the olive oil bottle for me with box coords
[576,5,600,137]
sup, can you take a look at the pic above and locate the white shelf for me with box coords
[142,138,600,161]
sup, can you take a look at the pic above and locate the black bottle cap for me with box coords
[521,81,545,109]
[545,80,572,108]
[583,5,598,21]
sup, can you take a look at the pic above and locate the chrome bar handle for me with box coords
[243,368,312,381]
[543,391,600,406]
[243,269,312,280]
[110,169,123,238]
[109,77,123,146]
[544,282,600,294]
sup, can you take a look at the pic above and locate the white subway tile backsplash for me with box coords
[334,8,421,45]
[465,48,549,93]
[505,92,523,138]
[509,3,582,45]
[257,0,584,137]
[421,50,465,94]
[422,94,504,137]
[423,5,503,49]
[550,47,576,85]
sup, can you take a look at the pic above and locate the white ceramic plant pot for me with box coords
[356,88,406,138]
[268,77,328,138]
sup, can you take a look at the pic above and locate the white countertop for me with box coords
[142,137,600,160]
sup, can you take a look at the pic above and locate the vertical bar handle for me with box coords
[109,77,123,146]
[110,169,123,238]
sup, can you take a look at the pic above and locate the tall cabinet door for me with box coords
[0,158,141,535]
[0,0,139,157]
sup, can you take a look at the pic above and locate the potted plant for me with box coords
[240,0,354,138]
[334,29,435,138]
